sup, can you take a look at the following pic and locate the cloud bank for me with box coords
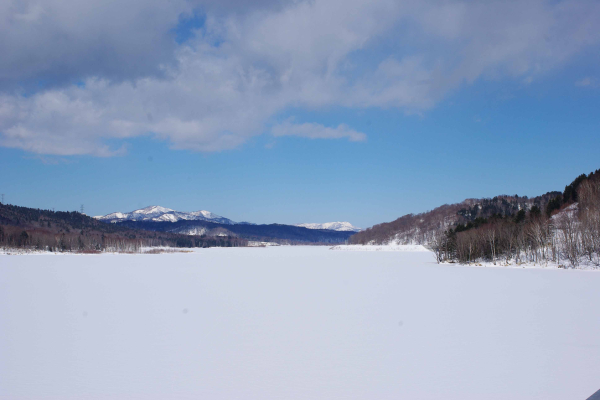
[1,0,599,155]
[272,120,367,142]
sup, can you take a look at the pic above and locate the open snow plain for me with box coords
[1,247,600,400]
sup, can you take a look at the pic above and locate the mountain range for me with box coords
[96,206,358,232]
[94,206,358,244]
[95,205,236,225]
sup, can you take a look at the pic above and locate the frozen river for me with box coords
[1,247,599,399]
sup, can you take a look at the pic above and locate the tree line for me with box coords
[0,203,246,253]
[0,225,247,253]
[429,170,600,267]
[350,192,561,247]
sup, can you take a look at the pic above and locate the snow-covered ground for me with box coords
[331,244,430,252]
[1,247,599,400]
[332,244,600,270]
[445,259,600,270]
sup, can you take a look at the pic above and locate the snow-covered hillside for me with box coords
[168,226,209,236]
[95,205,235,224]
[351,192,561,246]
[295,221,360,232]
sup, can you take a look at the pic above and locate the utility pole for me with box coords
[80,204,85,214]
[1,194,4,204]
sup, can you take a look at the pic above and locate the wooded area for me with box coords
[351,169,600,268]
[430,171,600,267]
[0,203,246,252]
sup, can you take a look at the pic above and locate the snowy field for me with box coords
[1,247,600,400]
[331,244,430,252]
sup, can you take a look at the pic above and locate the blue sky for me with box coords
[1,0,599,228]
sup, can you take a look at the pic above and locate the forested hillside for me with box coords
[0,201,351,252]
[113,219,355,244]
[0,203,246,252]
[351,169,600,267]
[351,192,560,245]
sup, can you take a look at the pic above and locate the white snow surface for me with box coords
[296,221,361,232]
[331,244,429,251]
[95,205,235,224]
[1,247,600,400]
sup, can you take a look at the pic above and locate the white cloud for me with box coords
[272,120,366,142]
[0,0,191,88]
[1,0,599,155]
[575,77,597,87]
[0,0,293,89]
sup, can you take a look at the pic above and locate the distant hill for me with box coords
[349,170,600,255]
[350,192,562,245]
[111,219,355,244]
[95,205,356,243]
[0,203,245,252]
[295,222,361,232]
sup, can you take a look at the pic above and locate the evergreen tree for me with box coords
[546,195,562,217]
[529,206,541,219]
[514,209,526,223]
[563,173,587,203]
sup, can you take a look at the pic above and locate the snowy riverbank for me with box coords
[330,244,600,270]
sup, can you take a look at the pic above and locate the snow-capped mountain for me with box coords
[295,222,361,232]
[95,206,235,225]
[96,206,361,233]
